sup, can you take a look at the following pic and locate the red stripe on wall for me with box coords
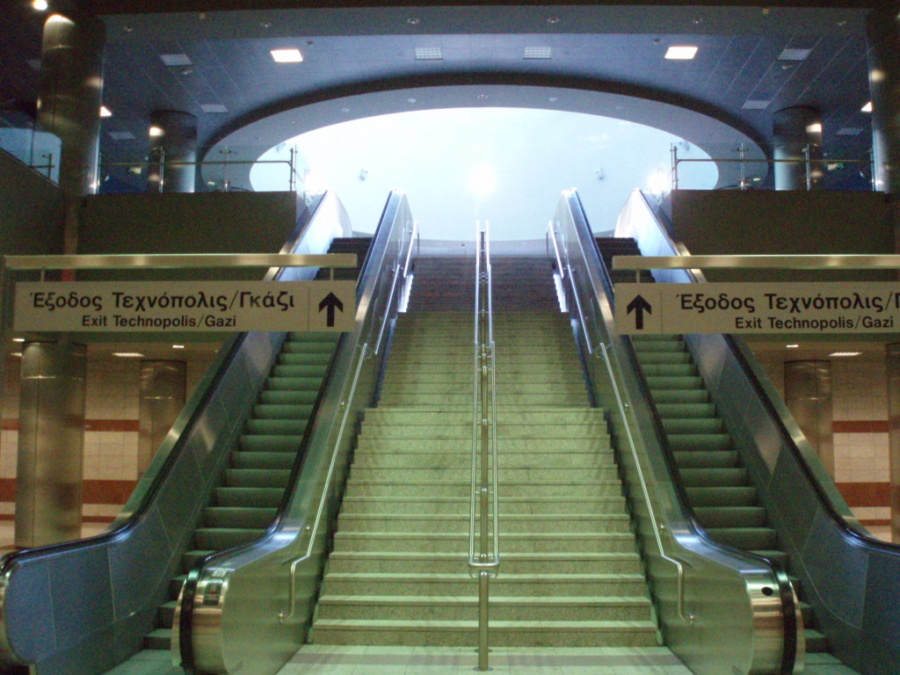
[84,419,140,432]
[0,478,137,504]
[833,421,890,434]
[835,482,891,508]
[3,419,139,432]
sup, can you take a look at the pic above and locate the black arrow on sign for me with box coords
[319,292,344,327]
[626,294,652,330]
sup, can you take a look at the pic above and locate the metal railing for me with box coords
[469,221,500,671]
[670,143,876,191]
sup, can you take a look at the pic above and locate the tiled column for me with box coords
[147,110,198,193]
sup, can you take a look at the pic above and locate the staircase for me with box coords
[597,237,859,675]
[310,255,658,649]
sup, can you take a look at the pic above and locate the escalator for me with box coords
[0,193,404,675]
[597,237,839,668]
[588,190,900,675]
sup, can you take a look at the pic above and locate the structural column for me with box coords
[15,342,86,548]
[148,110,198,193]
[773,106,824,190]
[784,360,834,477]
[867,4,900,198]
[37,9,105,254]
[138,360,186,477]
[888,344,900,542]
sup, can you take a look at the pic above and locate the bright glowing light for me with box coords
[32,0,49,11]
[99,106,113,118]
[148,125,164,138]
[806,123,822,134]
[829,351,862,357]
[271,49,303,63]
[861,101,873,113]
[647,168,669,194]
[469,164,497,197]
[303,168,329,194]
[665,45,698,60]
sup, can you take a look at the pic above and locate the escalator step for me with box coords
[194,527,268,550]
[225,468,292,488]
[693,506,768,528]
[203,506,278,528]
[705,527,778,550]
[182,550,216,571]
[264,380,322,396]
[632,351,690,365]
[253,403,313,419]
[239,435,303,452]
[673,450,740,468]
[640,364,696,377]
[679,467,748,487]
[655,403,716,418]
[259,390,318,405]
[750,549,790,566]
[805,628,830,653]
[214,487,285,508]
[144,628,173,651]
[276,356,331,372]
[272,365,328,379]
[645,376,704,390]
[157,600,177,628]
[662,418,723,434]
[667,434,732,451]
[245,418,308,435]
[649,390,709,404]
[687,485,759,508]
[231,451,296,469]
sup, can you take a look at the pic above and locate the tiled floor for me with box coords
[276,646,694,675]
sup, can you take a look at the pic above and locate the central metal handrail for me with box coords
[469,221,500,671]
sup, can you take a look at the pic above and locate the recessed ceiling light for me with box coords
[862,101,873,113]
[201,103,228,114]
[32,0,48,11]
[742,100,771,110]
[524,46,552,60]
[546,16,560,25]
[407,17,420,25]
[113,352,145,358]
[415,46,442,60]
[160,53,192,67]
[109,131,135,141]
[173,344,185,349]
[148,125,164,138]
[837,127,863,136]
[786,344,799,349]
[778,48,812,61]
[271,49,303,63]
[100,106,113,118]
[12,338,25,343]
[829,351,862,357]
[665,45,698,60]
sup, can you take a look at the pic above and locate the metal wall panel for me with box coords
[15,341,86,547]
[785,360,834,477]
[138,360,186,477]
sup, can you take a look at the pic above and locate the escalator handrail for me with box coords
[554,189,799,674]
[632,189,900,559]
[177,191,415,673]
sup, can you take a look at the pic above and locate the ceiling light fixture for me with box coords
[861,101,873,113]
[160,53,192,67]
[524,46,552,60]
[271,48,303,63]
[414,47,442,60]
[778,48,812,61]
[99,106,112,118]
[829,351,862,357]
[665,45,698,60]
[148,125,164,138]
[32,0,49,10]
[113,352,146,358]
[786,344,799,349]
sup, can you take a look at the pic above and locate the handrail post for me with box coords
[670,144,679,191]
